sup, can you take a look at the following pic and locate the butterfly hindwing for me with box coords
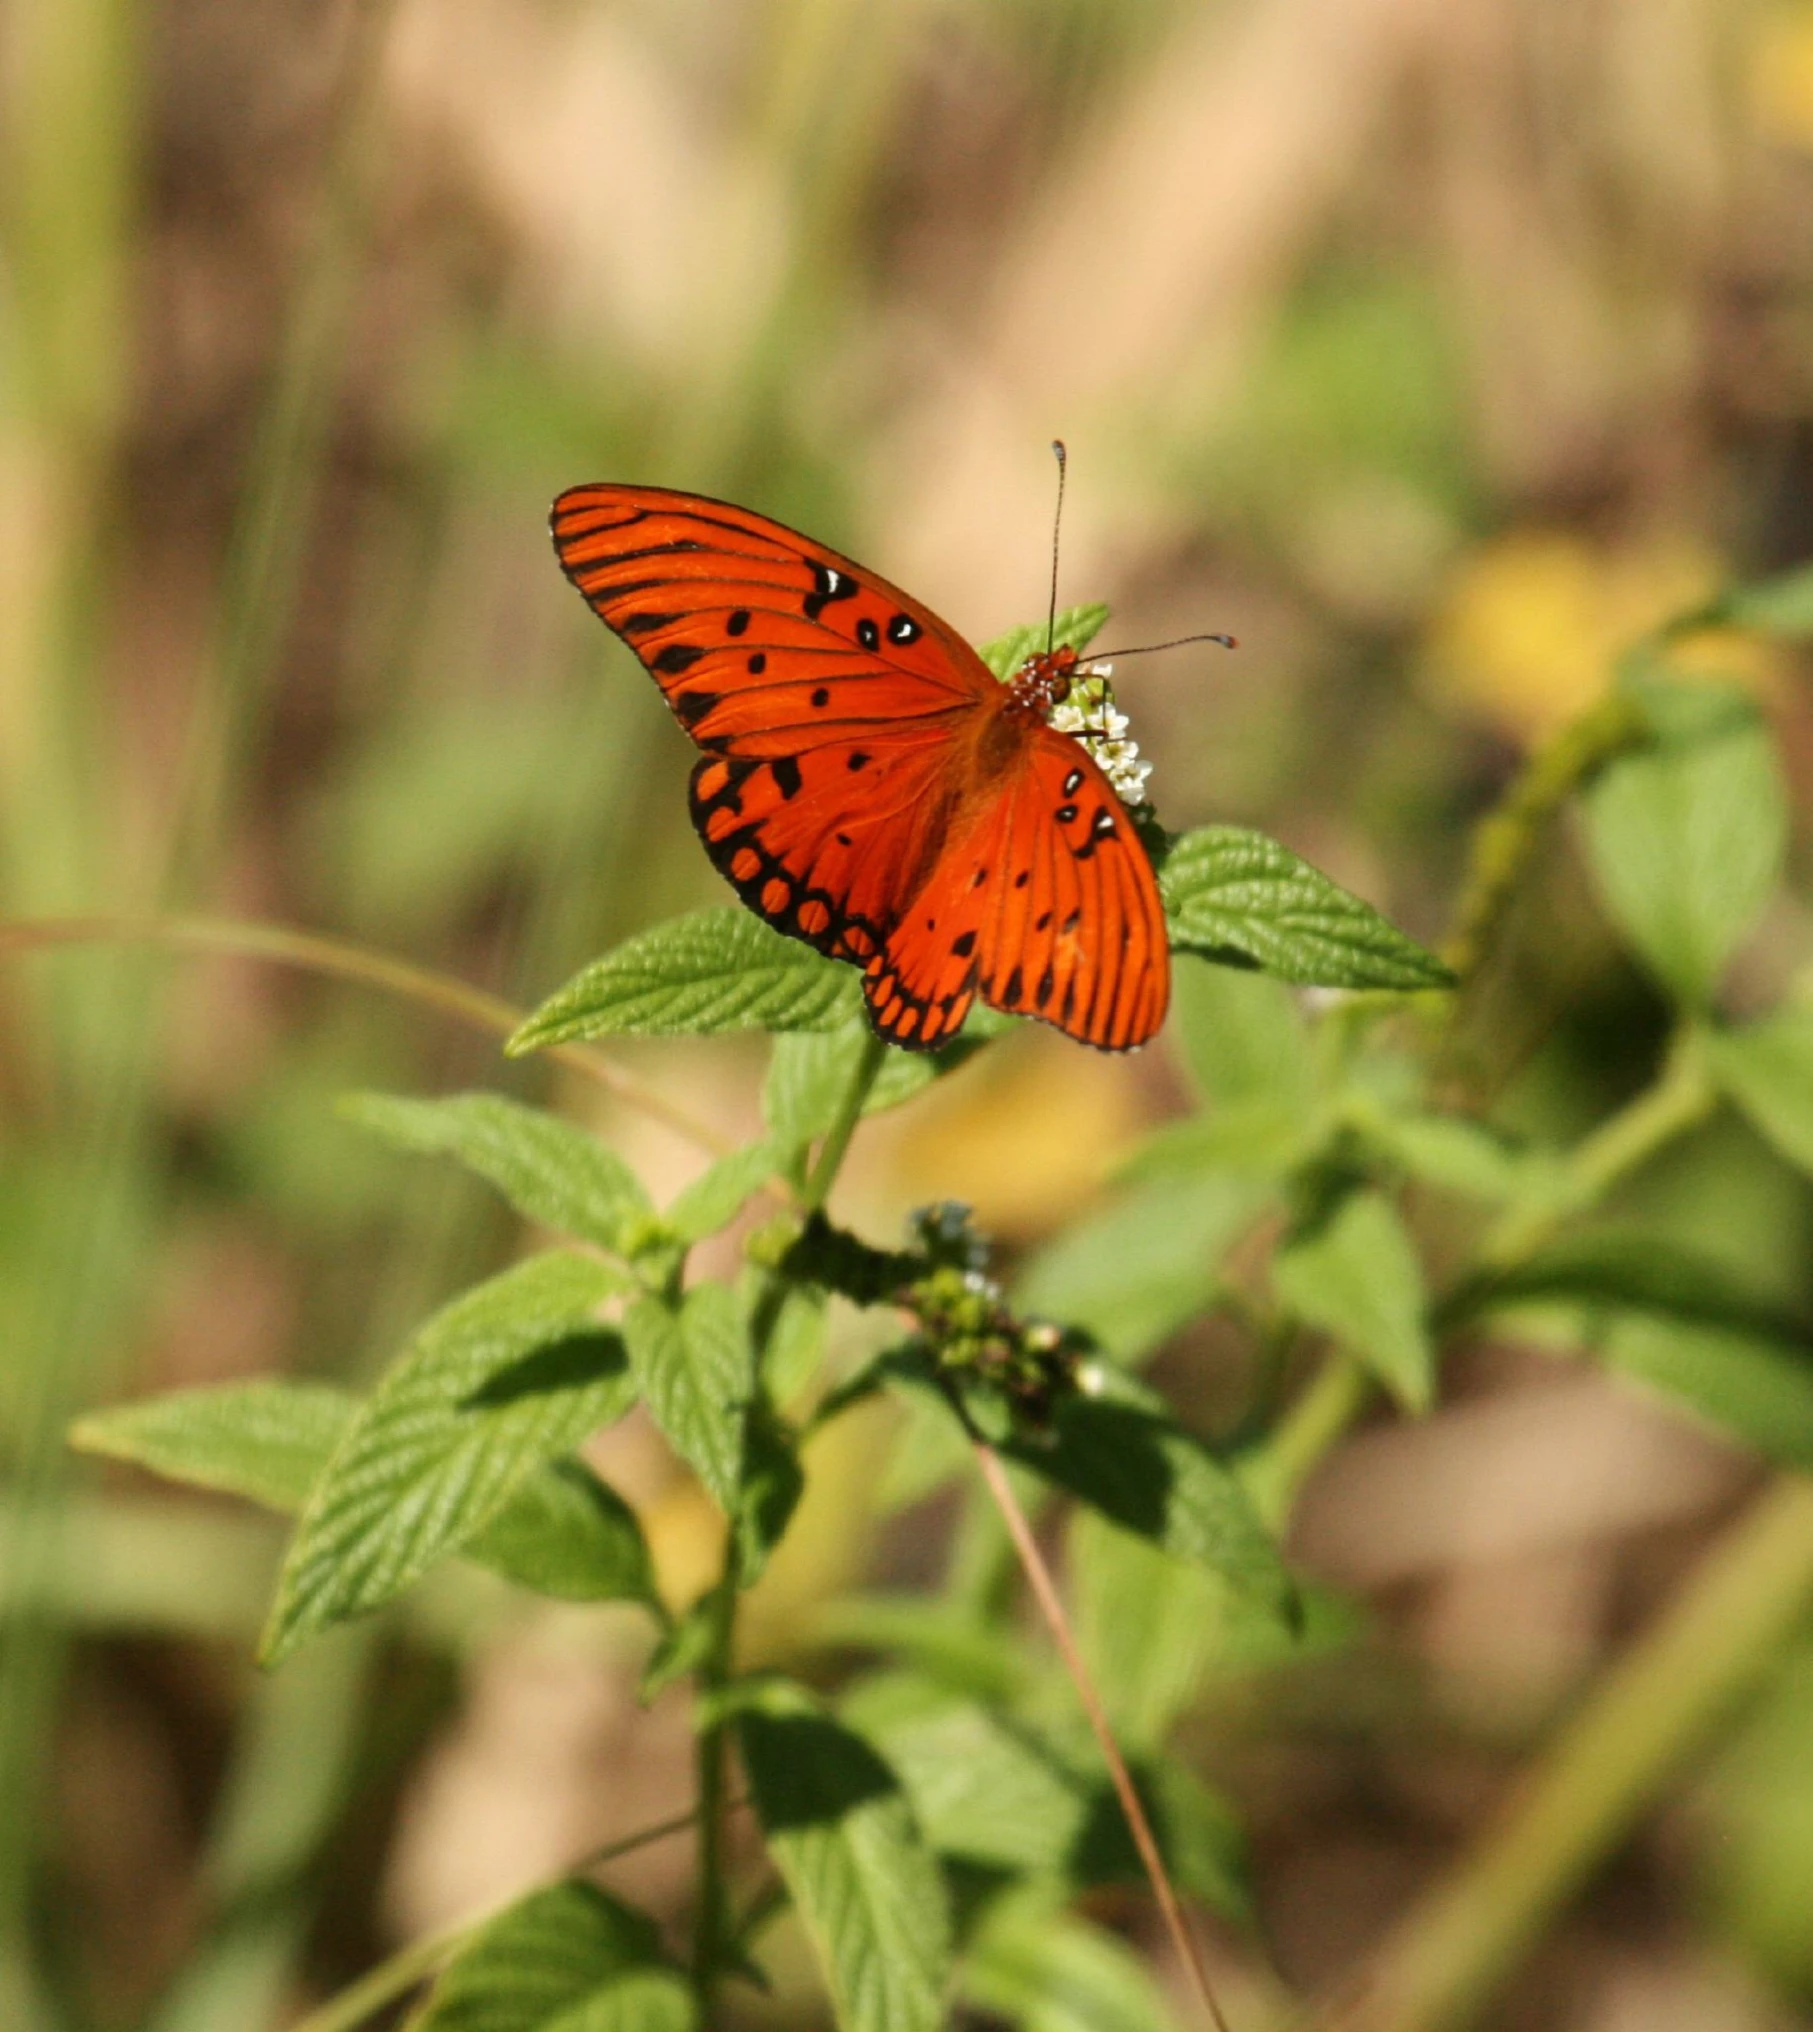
[864,727,1170,1052]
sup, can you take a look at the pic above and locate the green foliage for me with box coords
[342,1091,653,1254]
[1707,1006,1813,1176]
[1273,1189,1433,1411]
[729,1678,954,2032]
[1161,826,1452,988]
[69,568,1813,2032]
[261,1253,637,1663]
[71,1382,660,1610]
[1583,679,1788,1004]
[408,1880,691,2032]
[509,909,859,1049]
[622,1284,752,1510]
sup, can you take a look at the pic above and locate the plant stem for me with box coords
[1241,1354,1372,1533]
[801,1027,887,1211]
[1313,1473,1813,2032]
[1440,691,1644,987]
[0,913,729,1153]
[972,1442,1235,2032]
[691,1581,739,2019]
[285,1800,717,2032]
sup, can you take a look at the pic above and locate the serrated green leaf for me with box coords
[510,909,859,1051]
[1583,683,1787,1004]
[1118,1101,1311,1184]
[1273,1190,1433,1411]
[962,1897,1181,2032]
[1708,1010,1813,1177]
[71,1379,352,1512]
[978,603,1110,683]
[406,1879,688,2032]
[464,1459,660,1608]
[1171,959,1314,1111]
[841,1674,1248,1919]
[263,1254,635,1664]
[73,1382,661,1612]
[342,1092,651,1252]
[733,1680,952,2032]
[664,1139,781,1244]
[1015,1176,1268,1362]
[639,1594,721,1702]
[1601,1315,1813,1470]
[1001,1385,1293,1620]
[623,1284,751,1509]
[1160,827,1452,990]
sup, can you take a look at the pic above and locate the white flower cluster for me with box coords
[1048,663,1153,808]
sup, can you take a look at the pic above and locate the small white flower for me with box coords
[1050,664,1153,807]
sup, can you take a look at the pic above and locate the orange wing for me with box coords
[862,725,1171,1052]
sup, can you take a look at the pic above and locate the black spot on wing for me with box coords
[620,611,682,636]
[674,690,721,727]
[803,561,860,622]
[654,643,705,675]
[726,609,750,635]
[772,755,803,801]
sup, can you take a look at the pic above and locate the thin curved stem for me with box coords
[971,1441,1235,2032]
[801,1027,887,1210]
[0,914,729,1154]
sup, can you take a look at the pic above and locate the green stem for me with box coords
[0,913,728,1154]
[801,1028,887,1211]
[1241,1355,1372,1533]
[1440,690,1645,987]
[691,1581,738,2018]
[1314,1474,1813,2032]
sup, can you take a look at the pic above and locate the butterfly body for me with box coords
[552,484,1169,1052]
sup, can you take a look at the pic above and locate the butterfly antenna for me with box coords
[1099,630,1238,658]
[1046,438,1068,655]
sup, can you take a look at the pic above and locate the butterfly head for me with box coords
[1003,644,1082,720]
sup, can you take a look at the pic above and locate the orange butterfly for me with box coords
[552,484,1170,1053]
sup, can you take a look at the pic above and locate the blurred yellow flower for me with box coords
[1422,530,1775,744]
[1752,4,1813,150]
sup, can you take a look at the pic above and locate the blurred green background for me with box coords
[4,1,1813,2027]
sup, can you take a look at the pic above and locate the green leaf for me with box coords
[1677,560,1813,638]
[1347,1106,1552,1205]
[342,1092,652,1253]
[510,909,858,1050]
[755,1278,829,1405]
[664,1138,781,1244]
[733,1405,804,1585]
[623,1284,751,1509]
[1001,1384,1294,1621]
[639,1593,722,1703]
[1273,1189,1433,1412]
[765,1024,869,1151]
[978,602,1110,682]
[71,1379,352,1513]
[1601,1316,1813,1470]
[962,1896,1181,2032]
[732,1679,952,2032]
[1708,1009,1813,1177]
[262,1253,635,1664]
[1015,1176,1268,1362]
[407,1878,690,2032]
[1069,1510,1358,1748]
[73,1382,661,1612]
[1171,960,1314,1111]
[1119,1101,1311,1185]
[841,1674,1247,1917]
[463,1459,660,1609]
[1160,827,1452,989]
[1583,682,1787,1003]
